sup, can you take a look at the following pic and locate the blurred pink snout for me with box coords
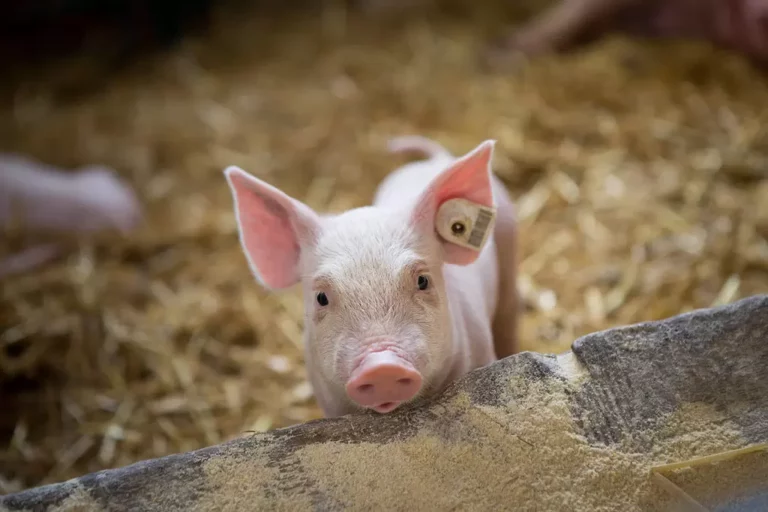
[345,350,423,413]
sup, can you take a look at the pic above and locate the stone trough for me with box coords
[2,295,767,511]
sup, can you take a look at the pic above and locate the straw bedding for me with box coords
[1,0,767,493]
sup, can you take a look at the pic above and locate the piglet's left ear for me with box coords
[410,140,496,266]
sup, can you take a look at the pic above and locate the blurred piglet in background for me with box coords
[357,0,768,68]
[0,154,142,278]
[225,136,519,417]
[486,0,768,68]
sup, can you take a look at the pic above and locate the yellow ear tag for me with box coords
[435,198,496,252]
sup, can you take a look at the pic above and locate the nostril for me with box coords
[358,384,374,393]
[397,378,412,386]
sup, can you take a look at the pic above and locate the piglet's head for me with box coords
[225,140,496,416]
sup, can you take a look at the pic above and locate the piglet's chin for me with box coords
[344,349,423,412]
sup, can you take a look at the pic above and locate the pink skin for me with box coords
[484,0,768,69]
[346,347,423,413]
[0,154,142,278]
[225,136,519,417]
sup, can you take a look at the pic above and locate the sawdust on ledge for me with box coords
[294,391,749,511]
[192,369,752,511]
[1,0,768,493]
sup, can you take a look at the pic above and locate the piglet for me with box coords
[485,0,768,70]
[0,154,142,278]
[225,136,518,417]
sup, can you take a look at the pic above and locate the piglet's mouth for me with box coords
[345,350,423,412]
[371,401,401,414]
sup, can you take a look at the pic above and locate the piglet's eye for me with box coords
[316,292,329,306]
[417,275,429,291]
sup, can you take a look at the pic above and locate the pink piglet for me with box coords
[225,136,519,417]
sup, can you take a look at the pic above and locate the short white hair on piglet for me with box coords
[224,136,518,418]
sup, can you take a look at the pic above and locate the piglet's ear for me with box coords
[224,166,321,290]
[410,140,496,266]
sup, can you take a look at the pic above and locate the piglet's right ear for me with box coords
[224,166,321,290]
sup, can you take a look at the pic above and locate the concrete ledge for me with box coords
[2,295,767,511]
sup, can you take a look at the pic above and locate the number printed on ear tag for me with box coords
[435,198,497,251]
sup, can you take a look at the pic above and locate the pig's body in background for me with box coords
[226,137,518,418]
[486,0,768,69]
[0,154,141,278]
[0,154,141,235]
[356,0,768,70]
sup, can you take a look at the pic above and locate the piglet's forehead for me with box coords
[311,209,428,286]
[313,246,424,285]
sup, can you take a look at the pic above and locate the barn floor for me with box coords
[1,0,767,493]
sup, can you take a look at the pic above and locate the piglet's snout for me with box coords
[345,350,422,413]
